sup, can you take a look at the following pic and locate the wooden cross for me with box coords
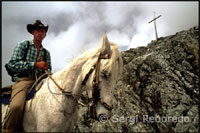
[148,11,161,40]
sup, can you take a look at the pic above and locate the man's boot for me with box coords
[2,128,14,133]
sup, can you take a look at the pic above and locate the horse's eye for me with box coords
[101,70,110,79]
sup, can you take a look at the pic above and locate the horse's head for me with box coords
[80,32,123,121]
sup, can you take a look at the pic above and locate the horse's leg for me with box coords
[35,111,74,132]
[23,85,78,132]
[23,99,52,131]
[31,96,69,132]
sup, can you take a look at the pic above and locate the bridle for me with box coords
[81,52,113,119]
[46,52,113,119]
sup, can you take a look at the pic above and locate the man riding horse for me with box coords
[2,20,52,133]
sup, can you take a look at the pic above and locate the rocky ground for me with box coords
[73,26,199,132]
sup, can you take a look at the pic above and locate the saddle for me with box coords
[1,75,47,105]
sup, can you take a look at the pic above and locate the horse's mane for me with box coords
[53,42,120,75]
[48,40,122,95]
[52,46,99,77]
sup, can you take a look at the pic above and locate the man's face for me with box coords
[32,28,46,42]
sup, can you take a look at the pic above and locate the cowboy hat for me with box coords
[27,20,48,34]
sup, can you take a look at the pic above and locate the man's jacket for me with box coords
[5,40,52,82]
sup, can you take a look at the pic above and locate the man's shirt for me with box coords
[6,40,52,81]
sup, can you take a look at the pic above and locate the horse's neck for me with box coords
[50,49,99,96]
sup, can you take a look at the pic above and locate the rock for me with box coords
[73,26,199,132]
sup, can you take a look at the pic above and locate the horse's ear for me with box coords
[100,31,111,56]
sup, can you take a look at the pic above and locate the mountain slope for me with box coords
[74,26,199,132]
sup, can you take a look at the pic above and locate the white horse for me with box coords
[2,32,123,132]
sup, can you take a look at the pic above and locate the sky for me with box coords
[2,1,199,86]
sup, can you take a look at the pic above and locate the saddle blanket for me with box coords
[2,74,48,105]
[2,87,35,105]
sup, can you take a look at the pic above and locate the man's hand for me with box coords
[34,61,48,70]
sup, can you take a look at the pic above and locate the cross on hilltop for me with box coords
[148,11,161,40]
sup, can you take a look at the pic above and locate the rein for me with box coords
[46,70,74,96]
[45,70,83,98]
